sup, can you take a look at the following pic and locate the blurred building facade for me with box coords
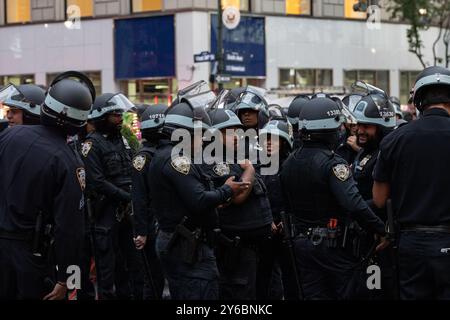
[0,0,442,104]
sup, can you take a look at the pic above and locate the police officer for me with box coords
[350,91,396,299]
[287,95,309,150]
[0,71,94,299]
[280,97,387,300]
[373,66,450,299]
[149,101,249,300]
[0,84,45,126]
[203,108,273,300]
[132,104,167,300]
[81,92,138,299]
[258,119,299,300]
[232,87,270,162]
[335,94,363,164]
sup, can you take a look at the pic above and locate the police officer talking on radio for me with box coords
[373,66,450,299]
[81,93,138,299]
[280,97,388,300]
[148,100,249,300]
[0,71,94,299]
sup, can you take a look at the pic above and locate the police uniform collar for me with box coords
[422,107,450,118]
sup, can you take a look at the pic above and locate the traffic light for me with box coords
[353,0,368,12]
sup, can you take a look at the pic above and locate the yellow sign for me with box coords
[345,0,367,19]
[286,0,311,15]
[222,0,240,9]
[67,0,94,17]
[132,0,163,12]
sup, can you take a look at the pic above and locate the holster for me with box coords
[166,219,201,265]
[216,233,241,272]
[32,211,54,259]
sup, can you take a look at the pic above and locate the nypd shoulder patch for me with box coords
[171,156,191,175]
[332,163,351,181]
[133,155,147,171]
[76,167,86,191]
[81,141,92,158]
[213,162,230,177]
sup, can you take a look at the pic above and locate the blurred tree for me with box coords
[387,0,450,68]
[121,112,140,152]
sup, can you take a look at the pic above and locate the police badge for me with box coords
[133,155,146,171]
[213,162,230,176]
[171,156,191,175]
[76,168,86,191]
[332,164,351,181]
[359,154,372,167]
[81,141,92,157]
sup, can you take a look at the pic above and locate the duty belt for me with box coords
[401,225,450,234]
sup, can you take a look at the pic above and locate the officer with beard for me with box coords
[280,97,388,300]
[81,93,139,299]
[350,91,396,299]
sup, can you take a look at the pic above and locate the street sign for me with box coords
[216,74,232,83]
[194,51,216,63]
[222,6,241,30]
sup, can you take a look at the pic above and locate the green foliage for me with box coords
[387,0,450,67]
[121,113,141,152]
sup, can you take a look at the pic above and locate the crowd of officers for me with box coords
[0,66,449,300]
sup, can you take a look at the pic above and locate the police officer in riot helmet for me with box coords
[0,71,94,299]
[81,92,139,299]
[202,108,273,300]
[352,93,396,200]
[131,104,168,300]
[373,66,450,300]
[351,91,397,299]
[335,95,362,165]
[258,119,299,300]
[287,95,309,150]
[231,87,270,163]
[233,87,270,130]
[0,84,45,126]
[148,100,249,300]
[280,97,387,300]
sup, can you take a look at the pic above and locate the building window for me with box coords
[47,71,101,96]
[66,0,94,18]
[6,0,31,24]
[279,68,333,88]
[400,71,420,104]
[344,0,367,19]
[132,0,163,13]
[0,74,34,86]
[344,70,390,94]
[286,0,312,15]
[121,79,175,105]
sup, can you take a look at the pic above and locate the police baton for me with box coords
[280,211,304,300]
[128,192,160,300]
[86,197,103,300]
[386,199,400,300]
